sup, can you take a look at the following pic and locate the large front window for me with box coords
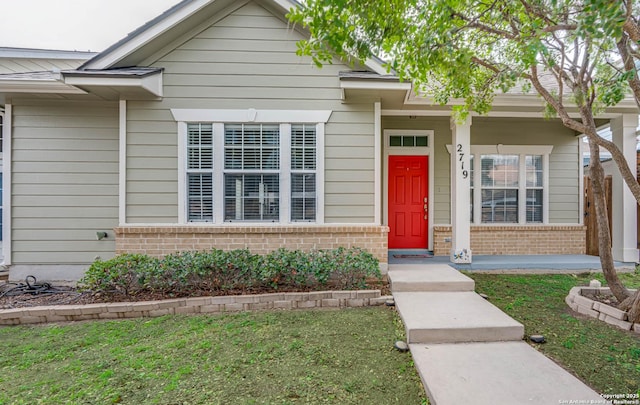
[184,120,320,223]
[466,146,551,224]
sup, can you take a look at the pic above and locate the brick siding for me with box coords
[433,225,586,255]
[114,225,389,263]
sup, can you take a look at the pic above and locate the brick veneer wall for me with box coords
[114,225,389,263]
[433,225,586,255]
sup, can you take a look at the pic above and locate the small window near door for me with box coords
[390,135,428,147]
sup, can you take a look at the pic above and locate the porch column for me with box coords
[610,114,638,262]
[450,116,472,263]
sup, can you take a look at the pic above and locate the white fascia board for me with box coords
[82,0,213,70]
[269,0,298,12]
[0,48,96,60]
[171,108,333,123]
[340,80,411,91]
[0,81,86,94]
[63,74,163,97]
[364,58,390,76]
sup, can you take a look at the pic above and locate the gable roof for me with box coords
[80,0,387,75]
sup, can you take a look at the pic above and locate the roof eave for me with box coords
[63,72,164,98]
[0,80,87,95]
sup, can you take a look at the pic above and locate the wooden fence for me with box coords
[583,175,612,256]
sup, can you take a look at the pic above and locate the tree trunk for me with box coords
[620,289,640,323]
[587,137,632,303]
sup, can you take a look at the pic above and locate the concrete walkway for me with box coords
[389,263,607,405]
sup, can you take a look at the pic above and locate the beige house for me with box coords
[0,0,638,281]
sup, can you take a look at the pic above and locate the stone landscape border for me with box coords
[0,290,392,326]
[565,287,640,334]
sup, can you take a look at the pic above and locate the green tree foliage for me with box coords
[291,1,629,116]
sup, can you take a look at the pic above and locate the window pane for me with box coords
[188,173,213,222]
[224,124,280,170]
[390,136,401,146]
[526,155,543,187]
[224,174,279,221]
[481,189,518,223]
[526,189,543,223]
[291,124,316,170]
[224,124,243,145]
[481,155,519,187]
[403,136,415,147]
[187,123,213,170]
[243,148,261,169]
[291,174,316,222]
[415,136,428,147]
[224,149,242,169]
[262,148,280,169]
[243,124,261,145]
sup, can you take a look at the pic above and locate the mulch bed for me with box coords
[0,278,390,310]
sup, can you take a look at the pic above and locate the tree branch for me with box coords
[617,34,640,107]
[529,66,587,133]
[452,13,517,39]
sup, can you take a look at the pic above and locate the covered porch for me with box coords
[388,249,636,271]
[340,72,640,265]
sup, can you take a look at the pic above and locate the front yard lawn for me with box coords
[0,307,427,404]
[468,271,640,396]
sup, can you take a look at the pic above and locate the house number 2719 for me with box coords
[456,144,469,179]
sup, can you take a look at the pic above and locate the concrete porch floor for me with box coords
[388,250,637,272]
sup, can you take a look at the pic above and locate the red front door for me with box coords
[388,155,428,249]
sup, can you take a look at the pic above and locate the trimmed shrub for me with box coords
[78,254,160,296]
[79,247,380,296]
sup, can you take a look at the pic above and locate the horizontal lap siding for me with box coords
[127,1,374,224]
[11,100,119,264]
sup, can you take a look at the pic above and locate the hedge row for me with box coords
[79,247,381,296]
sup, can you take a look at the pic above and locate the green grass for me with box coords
[0,307,427,404]
[467,271,640,396]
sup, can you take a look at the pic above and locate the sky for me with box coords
[0,0,183,52]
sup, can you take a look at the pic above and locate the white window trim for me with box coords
[176,109,329,225]
[447,144,553,225]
